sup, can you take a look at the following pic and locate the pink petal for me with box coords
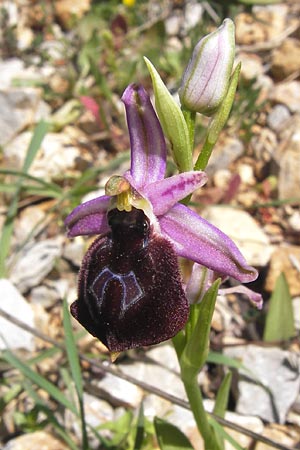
[122,84,167,188]
[65,196,111,237]
[143,171,207,215]
[159,204,258,283]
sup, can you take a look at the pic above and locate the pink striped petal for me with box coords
[143,171,207,215]
[122,84,167,188]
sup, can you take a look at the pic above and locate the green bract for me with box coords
[144,57,193,173]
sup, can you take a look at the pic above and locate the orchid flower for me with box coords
[65,83,259,353]
[66,84,257,283]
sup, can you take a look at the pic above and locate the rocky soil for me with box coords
[0,1,300,449]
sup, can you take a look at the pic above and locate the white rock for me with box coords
[63,238,85,267]
[30,279,69,308]
[184,1,203,32]
[202,206,274,267]
[224,345,300,423]
[271,81,300,113]
[4,130,80,181]
[206,138,244,176]
[2,430,69,450]
[267,104,291,132]
[0,89,50,147]
[239,53,264,81]
[293,297,300,331]
[0,279,35,350]
[288,211,300,232]
[165,12,182,36]
[93,372,143,408]
[121,346,186,401]
[237,163,256,185]
[9,237,63,293]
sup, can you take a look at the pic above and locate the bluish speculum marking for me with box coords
[91,267,144,318]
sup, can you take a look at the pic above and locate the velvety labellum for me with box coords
[71,207,189,352]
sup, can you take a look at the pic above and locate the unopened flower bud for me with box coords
[179,19,235,116]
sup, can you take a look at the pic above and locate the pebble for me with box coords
[265,245,300,296]
[30,279,69,308]
[270,81,300,113]
[293,297,300,330]
[202,206,274,267]
[0,88,50,147]
[267,104,291,132]
[288,210,300,232]
[63,238,86,267]
[225,345,300,423]
[9,237,63,293]
[92,371,143,409]
[0,279,35,351]
[206,137,244,176]
[271,38,300,81]
[183,1,203,33]
[238,53,265,81]
[4,129,82,181]
[2,431,69,450]
[278,129,300,201]
[237,163,256,186]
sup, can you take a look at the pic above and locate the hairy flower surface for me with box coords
[65,84,259,352]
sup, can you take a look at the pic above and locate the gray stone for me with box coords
[121,345,186,401]
[225,345,300,423]
[270,81,300,113]
[4,130,80,181]
[206,138,244,176]
[0,279,35,351]
[165,12,182,36]
[63,238,85,267]
[2,431,68,450]
[184,1,203,32]
[293,297,300,331]
[202,206,274,267]
[9,237,63,293]
[278,130,300,200]
[92,372,143,409]
[267,104,291,132]
[30,279,69,308]
[0,89,50,147]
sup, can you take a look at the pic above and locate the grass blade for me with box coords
[0,120,49,277]
[2,350,77,414]
[63,299,89,449]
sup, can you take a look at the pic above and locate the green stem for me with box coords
[194,138,214,171]
[182,375,222,450]
[182,108,196,154]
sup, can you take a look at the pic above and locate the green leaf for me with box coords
[144,57,193,173]
[213,372,232,418]
[180,279,221,380]
[263,273,295,342]
[154,417,194,450]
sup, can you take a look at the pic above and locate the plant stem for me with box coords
[182,108,196,152]
[182,375,222,450]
